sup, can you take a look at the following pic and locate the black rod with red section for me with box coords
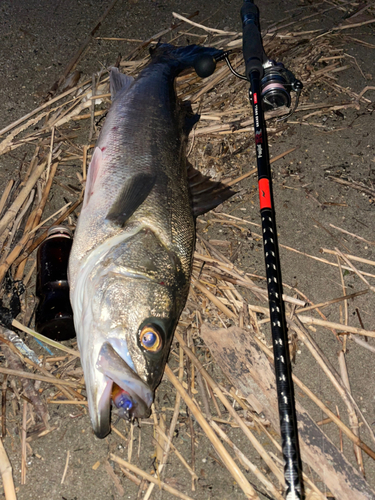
[241,1,304,498]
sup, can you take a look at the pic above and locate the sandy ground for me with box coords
[0,1,375,499]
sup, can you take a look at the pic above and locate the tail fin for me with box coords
[149,43,223,75]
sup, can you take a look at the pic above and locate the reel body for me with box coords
[261,60,303,111]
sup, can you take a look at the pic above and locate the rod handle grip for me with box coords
[241,1,265,79]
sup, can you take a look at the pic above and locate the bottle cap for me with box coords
[47,225,73,239]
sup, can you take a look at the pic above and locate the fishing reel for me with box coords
[194,51,303,116]
[260,59,303,112]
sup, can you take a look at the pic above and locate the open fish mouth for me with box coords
[94,342,153,438]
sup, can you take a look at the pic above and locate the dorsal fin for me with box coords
[109,67,134,100]
[105,173,156,227]
[187,163,235,217]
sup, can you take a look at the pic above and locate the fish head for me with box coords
[73,227,190,438]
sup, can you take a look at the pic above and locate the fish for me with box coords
[68,44,234,438]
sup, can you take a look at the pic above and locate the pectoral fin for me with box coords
[187,163,235,216]
[105,173,156,227]
[83,147,102,208]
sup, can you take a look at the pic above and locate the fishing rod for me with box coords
[240,2,304,498]
[195,2,304,498]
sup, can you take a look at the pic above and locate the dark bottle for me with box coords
[35,226,76,341]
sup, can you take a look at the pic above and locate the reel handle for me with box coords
[241,0,266,79]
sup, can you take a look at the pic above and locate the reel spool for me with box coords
[261,60,303,112]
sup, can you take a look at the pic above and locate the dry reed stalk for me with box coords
[174,332,285,486]
[322,248,375,267]
[183,331,196,491]
[2,375,7,438]
[0,181,14,217]
[49,92,100,129]
[127,422,133,463]
[0,79,91,142]
[0,161,46,237]
[328,176,375,197]
[154,424,198,480]
[225,167,257,186]
[332,18,375,31]
[0,113,50,156]
[105,460,125,496]
[111,425,128,443]
[196,368,211,419]
[0,367,82,389]
[0,230,34,284]
[346,35,375,48]
[249,303,375,338]
[142,345,185,500]
[28,201,72,235]
[294,372,375,462]
[338,351,364,475]
[295,289,368,313]
[208,269,306,307]
[210,420,284,500]
[14,161,59,280]
[0,333,50,425]
[0,439,16,500]
[13,197,82,268]
[46,128,55,179]
[335,247,375,293]
[280,244,375,279]
[10,340,82,403]
[119,466,142,486]
[12,319,80,357]
[191,64,231,103]
[111,455,195,500]
[60,450,70,485]
[73,110,106,122]
[352,335,375,353]
[124,10,200,63]
[330,224,375,246]
[172,12,238,35]
[82,145,88,181]
[47,400,88,405]
[0,189,35,266]
[165,365,260,500]
[192,277,237,320]
[21,400,27,484]
[297,315,375,337]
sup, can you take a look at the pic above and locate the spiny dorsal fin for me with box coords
[105,173,156,227]
[109,67,134,100]
[187,163,235,217]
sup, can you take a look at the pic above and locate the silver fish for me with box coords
[68,44,233,438]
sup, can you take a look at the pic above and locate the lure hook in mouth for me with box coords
[93,342,153,437]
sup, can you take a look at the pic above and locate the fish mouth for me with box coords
[93,342,153,438]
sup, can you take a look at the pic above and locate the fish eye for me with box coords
[139,325,162,353]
